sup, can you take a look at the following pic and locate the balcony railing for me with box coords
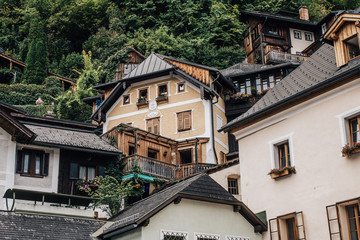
[123,154,216,180]
[265,51,308,64]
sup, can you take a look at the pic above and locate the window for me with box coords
[177,111,191,132]
[158,84,168,96]
[322,23,327,34]
[345,35,360,60]
[16,149,49,177]
[69,163,104,180]
[148,148,159,160]
[226,236,250,240]
[251,26,259,41]
[268,26,278,35]
[128,144,135,155]
[123,95,130,105]
[216,115,223,131]
[269,212,306,240]
[178,83,185,93]
[180,149,192,164]
[246,36,250,46]
[139,88,148,100]
[305,32,313,41]
[294,30,302,39]
[161,230,188,240]
[276,142,291,169]
[95,99,102,109]
[147,117,160,134]
[346,204,360,240]
[195,233,220,240]
[227,177,239,195]
[349,115,360,145]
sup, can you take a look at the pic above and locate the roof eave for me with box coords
[220,65,360,133]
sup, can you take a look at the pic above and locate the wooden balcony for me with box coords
[123,154,216,180]
[265,50,307,64]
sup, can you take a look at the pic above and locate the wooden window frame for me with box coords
[179,148,193,164]
[123,94,130,105]
[138,88,148,100]
[305,32,313,41]
[146,117,160,135]
[158,84,168,96]
[227,177,239,195]
[343,34,360,62]
[269,212,306,240]
[16,149,49,178]
[69,163,104,180]
[346,204,360,239]
[277,142,291,169]
[177,111,192,132]
[349,115,360,146]
[177,82,185,93]
[147,148,159,160]
[294,30,302,39]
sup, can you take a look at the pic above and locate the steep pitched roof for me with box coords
[25,124,120,154]
[0,211,104,240]
[99,174,266,238]
[221,44,360,132]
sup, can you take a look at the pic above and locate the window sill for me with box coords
[136,101,148,108]
[19,173,44,178]
[156,95,168,103]
[269,167,296,179]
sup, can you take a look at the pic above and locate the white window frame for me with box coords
[294,30,302,39]
[321,23,327,34]
[137,86,151,100]
[226,236,250,240]
[337,106,360,146]
[268,134,295,169]
[216,114,223,132]
[156,81,170,97]
[161,230,189,240]
[122,94,132,106]
[194,233,220,240]
[305,32,313,41]
[176,81,187,94]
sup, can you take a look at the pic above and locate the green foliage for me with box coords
[58,53,84,79]
[101,49,129,83]
[0,68,15,84]
[15,104,54,116]
[0,83,58,105]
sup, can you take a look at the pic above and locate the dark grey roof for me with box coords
[221,44,360,132]
[221,62,294,77]
[0,211,104,240]
[25,124,121,153]
[101,174,266,238]
[123,52,173,79]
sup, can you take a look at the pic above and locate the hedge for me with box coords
[15,105,55,116]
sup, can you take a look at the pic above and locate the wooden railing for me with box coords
[265,50,308,64]
[123,154,216,180]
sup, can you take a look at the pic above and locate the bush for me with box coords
[15,104,54,116]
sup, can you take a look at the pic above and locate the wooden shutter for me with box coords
[177,112,184,131]
[153,118,159,135]
[147,119,153,133]
[183,111,191,130]
[269,218,280,240]
[42,153,49,176]
[327,204,342,240]
[296,212,306,240]
[16,150,23,173]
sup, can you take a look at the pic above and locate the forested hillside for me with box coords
[0,0,357,121]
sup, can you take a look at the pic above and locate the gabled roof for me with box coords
[26,123,121,154]
[99,174,266,238]
[0,211,104,240]
[220,44,360,132]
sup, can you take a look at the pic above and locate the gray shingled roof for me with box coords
[0,211,104,240]
[26,124,120,153]
[102,174,240,235]
[123,52,173,79]
[221,44,360,131]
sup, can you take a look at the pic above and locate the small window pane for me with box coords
[79,166,86,179]
[346,35,360,60]
[23,153,30,173]
[88,167,95,179]
[256,77,261,92]
[69,162,79,179]
[178,83,185,92]
[246,79,251,94]
[35,155,41,175]
[269,75,275,88]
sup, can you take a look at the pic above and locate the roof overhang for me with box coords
[324,13,360,40]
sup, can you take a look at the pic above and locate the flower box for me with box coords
[341,143,360,157]
[268,166,296,179]
[156,95,168,103]
[136,99,148,108]
[270,169,290,179]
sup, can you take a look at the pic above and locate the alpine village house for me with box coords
[0,7,360,240]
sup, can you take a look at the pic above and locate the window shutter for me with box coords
[183,112,191,130]
[154,118,159,134]
[42,153,49,176]
[178,113,183,131]
[147,119,153,133]
[16,150,23,173]
[69,162,79,179]
[269,218,280,240]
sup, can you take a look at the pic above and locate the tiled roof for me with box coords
[123,52,174,79]
[0,211,104,240]
[221,44,360,131]
[102,174,240,235]
[26,124,121,153]
[221,62,294,77]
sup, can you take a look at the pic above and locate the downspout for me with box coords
[210,73,220,164]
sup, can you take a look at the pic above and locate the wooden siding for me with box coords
[165,59,211,86]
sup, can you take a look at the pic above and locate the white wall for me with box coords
[111,228,142,240]
[209,164,241,201]
[234,77,360,239]
[289,28,314,54]
[141,198,263,240]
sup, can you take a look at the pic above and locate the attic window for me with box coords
[345,35,360,60]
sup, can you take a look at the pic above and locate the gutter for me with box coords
[220,65,360,132]
[210,73,220,164]
[102,223,138,239]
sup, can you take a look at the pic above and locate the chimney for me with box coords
[299,6,309,21]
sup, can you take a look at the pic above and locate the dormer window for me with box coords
[345,34,360,60]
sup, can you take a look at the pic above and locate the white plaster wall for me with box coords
[235,78,360,239]
[209,164,241,201]
[14,144,60,193]
[289,28,314,54]
[111,228,142,240]
[0,127,16,210]
[141,198,263,240]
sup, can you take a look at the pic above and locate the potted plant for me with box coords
[268,166,296,179]
[136,97,148,107]
[223,89,233,101]
[231,92,250,102]
[251,87,258,96]
[341,142,360,157]
[259,88,271,96]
